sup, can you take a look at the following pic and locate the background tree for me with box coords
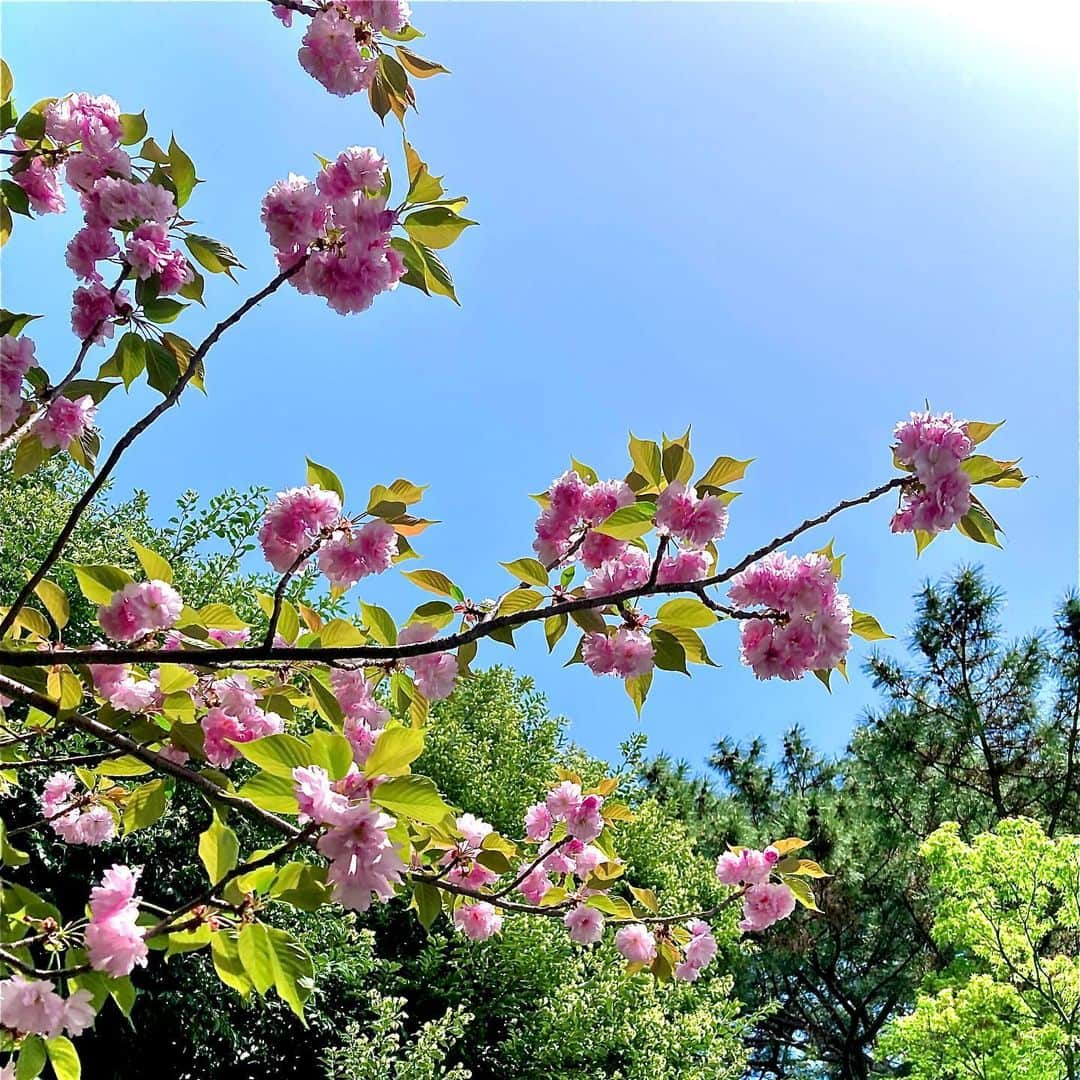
[644,568,1080,1078]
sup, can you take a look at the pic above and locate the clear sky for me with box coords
[4,2,1077,774]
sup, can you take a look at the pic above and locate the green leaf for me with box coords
[412,880,442,929]
[650,628,689,675]
[592,501,657,541]
[402,137,444,204]
[231,733,316,778]
[73,563,134,604]
[655,597,717,629]
[16,1035,47,1080]
[317,618,365,646]
[625,671,652,716]
[2,178,31,218]
[142,298,187,324]
[184,234,245,280]
[305,458,344,503]
[129,537,173,583]
[12,436,57,478]
[784,876,820,911]
[33,580,69,630]
[270,862,330,911]
[965,419,1003,445]
[168,135,197,207]
[545,613,568,652]
[383,23,424,42]
[393,46,449,78]
[364,725,424,777]
[401,568,459,598]
[1,59,12,104]
[0,197,11,248]
[372,773,452,825]
[210,931,252,997]
[236,771,299,814]
[696,455,753,492]
[414,242,459,304]
[306,730,354,779]
[199,816,239,883]
[118,111,148,146]
[496,588,543,617]
[98,332,146,389]
[657,624,717,667]
[404,206,476,249]
[157,663,197,694]
[237,923,275,995]
[122,779,167,834]
[264,926,314,1020]
[144,340,179,395]
[499,558,549,587]
[956,504,1002,547]
[850,609,893,641]
[628,884,659,913]
[44,1036,80,1080]
[627,433,663,491]
[360,601,397,646]
[0,818,30,867]
[15,108,45,142]
[198,602,247,630]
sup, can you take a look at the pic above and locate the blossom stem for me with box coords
[0,257,310,640]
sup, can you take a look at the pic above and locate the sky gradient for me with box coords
[4,2,1077,773]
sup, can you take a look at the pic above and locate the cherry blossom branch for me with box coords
[0,257,310,640]
[264,0,322,16]
[0,673,303,838]
[0,263,130,454]
[1,751,120,770]
[146,823,320,939]
[492,836,573,899]
[262,536,325,649]
[0,474,905,669]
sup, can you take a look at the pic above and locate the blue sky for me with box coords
[4,3,1077,774]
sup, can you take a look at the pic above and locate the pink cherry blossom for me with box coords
[0,978,92,1039]
[611,627,654,678]
[524,802,553,841]
[518,866,552,905]
[583,548,651,598]
[298,7,378,97]
[317,146,387,198]
[32,394,96,451]
[580,480,634,525]
[456,813,493,850]
[318,800,406,910]
[261,173,330,251]
[65,225,119,281]
[614,923,657,964]
[715,847,776,887]
[40,771,116,846]
[293,765,349,824]
[259,485,342,571]
[71,281,130,344]
[45,92,122,153]
[572,844,606,879]
[656,547,711,584]
[85,864,148,977]
[64,145,132,193]
[739,882,797,932]
[0,335,38,433]
[14,154,66,215]
[545,780,582,820]
[398,622,457,701]
[655,481,729,548]
[318,519,398,587]
[342,0,412,32]
[564,905,604,944]
[453,901,503,941]
[890,411,975,537]
[564,793,604,842]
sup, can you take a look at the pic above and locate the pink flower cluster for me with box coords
[675,919,718,982]
[12,140,66,215]
[739,883,797,932]
[98,580,183,643]
[31,393,96,451]
[331,668,389,765]
[397,622,458,701]
[91,659,161,714]
[0,334,37,435]
[530,780,606,844]
[714,844,798,933]
[46,93,126,194]
[70,281,131,344]
[532,471,634,567]
[262,149,405,315]
[286,2,410,96]
[655,481,729,549]
[582,627,654,679]
[40,772,115,846]
[564,904,605,944]
[318,519,398,588]
[615,923,656,964]
[124,222,193,294]
[0,978,94,1039]
[440,813,497,890]
[518,837,608,906]
[292,766,407,911]
[890,411,973,536]
[201,675,285,768]
[453,900,503,941]
[258,485,342,572]
[727,552,851,681]
[84,864,148,977]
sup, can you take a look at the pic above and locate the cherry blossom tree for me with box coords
[0,4,1028,1076]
